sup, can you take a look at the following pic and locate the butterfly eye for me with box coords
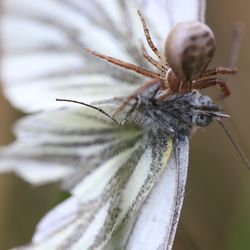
[198,95,212,106]
[192,114,212,127]
[165,21,216,81]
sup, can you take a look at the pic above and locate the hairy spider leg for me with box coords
[137,10,162,60]
[191,66,237,97]
[200,66,237,78]
[192,77,231,98]
[194,23,244,98]
[141,43,166,71]
[84,48,162,80]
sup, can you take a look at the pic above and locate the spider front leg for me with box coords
[192,77,231,98]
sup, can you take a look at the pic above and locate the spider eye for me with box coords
[198,95,212,106]
[192,114,212,127]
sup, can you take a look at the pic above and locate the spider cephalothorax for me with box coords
[84,11,236,119]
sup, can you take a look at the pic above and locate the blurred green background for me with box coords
[0,0,250,249]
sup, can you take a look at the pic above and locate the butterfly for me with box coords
[0,0,237,249]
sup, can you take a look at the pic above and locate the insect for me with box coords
[56,10,236,146]
[60,10,248,168]
[83,11,236,123]
[58,10,243,150]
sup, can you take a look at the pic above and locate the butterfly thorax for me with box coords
[130,87,228,139]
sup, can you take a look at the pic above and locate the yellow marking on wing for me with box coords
[164,139,173,166]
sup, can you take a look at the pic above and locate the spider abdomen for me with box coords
[165,21,216,81]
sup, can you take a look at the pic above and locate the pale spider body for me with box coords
[165,21,216,81]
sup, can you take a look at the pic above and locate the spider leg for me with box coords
[137,11,162,60]
[156,91,171,102]
[192,77,231,98]
[112,79,159,118]
[141,43,166,71]
[84,48,162,80]
[196,24,243,97]
[200,66,237,78]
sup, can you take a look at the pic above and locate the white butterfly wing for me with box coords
[0,104,141,185]
[13,138,188,250]
[127,138,189,250]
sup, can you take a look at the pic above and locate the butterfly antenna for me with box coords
[217,120,250,170]
[56,98,120,125]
